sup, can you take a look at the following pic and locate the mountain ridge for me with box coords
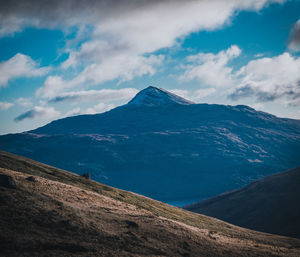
[0,87,300,203]
[184,166,300,239]
[128,86,194,106]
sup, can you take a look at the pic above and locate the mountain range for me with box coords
[1,150,300,256]
[0,86,300,203]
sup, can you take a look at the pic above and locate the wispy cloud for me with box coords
[48,88,138,103]
[64,107,81,117]
[288,19,300,52]
[64,54,164,87]
[0,53,49,88]
[169,88,216,102]
[0,101,13,110]
[15,97,33,107]
[62,103,115,117]
[14,106,60,122]
[193,88,217,100]
[84,103,116,115]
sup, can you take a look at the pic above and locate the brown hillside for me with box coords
[0,151,300,256]
[185,166,300,239]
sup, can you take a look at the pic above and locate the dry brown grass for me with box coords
[1,150,300,256]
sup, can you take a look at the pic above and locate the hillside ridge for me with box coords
[185,166,300,239]
[1,150,300,256]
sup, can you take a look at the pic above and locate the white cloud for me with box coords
[180,45,241,87]
[288,19,300,52]
[16,97,32,107]
[193,88,217,100]
[49,88,138,103]
[179,44,300,106]
[1,0,284,90]
[62,103,115,118]
[64,107,81,117]
[230,52,300,105]
[0,53,48,88]
[74,54,164,86]
[0,101,13,110]
[254,53,264,58]
[14,106,60,122]
[36,75,80,99]
[60,0,282,86]
[84,103,115,115]
[0,1,285,38]
[169,88,217,102]
[169,89,190,99]
[38,54,163,99]
[250,103,264,110]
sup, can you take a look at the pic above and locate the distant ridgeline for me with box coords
[1,86,300,203]
[185,166,300,239]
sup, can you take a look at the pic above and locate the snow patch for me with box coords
[128,86,194,107]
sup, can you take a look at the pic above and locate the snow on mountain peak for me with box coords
[128,86,194,107]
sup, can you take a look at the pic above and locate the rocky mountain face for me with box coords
[185,166,300,239]
[1,150,300,257]
[0,86,300,203]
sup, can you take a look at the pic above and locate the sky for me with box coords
[0,0,300,134]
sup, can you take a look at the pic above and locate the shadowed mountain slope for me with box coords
[1,150,300,256]
[0,87,300,203]
[185,166,300,239]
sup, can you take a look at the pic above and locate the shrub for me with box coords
[80,173,90,179]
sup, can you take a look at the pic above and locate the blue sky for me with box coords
[0,0,300,134]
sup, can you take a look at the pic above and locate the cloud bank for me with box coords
[230,53,300,106]
[2,0,297,125]
[48,88,138,103]
[0,0,285,96]
[179,45,300,106]
[0,0,285,37]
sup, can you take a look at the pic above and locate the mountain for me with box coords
[128,86,194,106]
[1,150,300,257]
[185,166,300,239]
[0,86,300,203]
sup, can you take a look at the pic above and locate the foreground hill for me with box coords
[1,151,300,256]
[185,166,300,239]
[1,86,300,203]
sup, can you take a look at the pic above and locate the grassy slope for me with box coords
[0,150,300,256]
[185,166,300,239]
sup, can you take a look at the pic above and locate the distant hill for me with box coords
[0,86,300,203]
[1,150,300,256]
[185,166,300,239]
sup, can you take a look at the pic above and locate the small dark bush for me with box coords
[125,220,139,229]
[81,173,90,179]
[0,174,17,189]
[26,176,36,182]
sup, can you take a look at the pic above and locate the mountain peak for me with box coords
[128,86,194,107]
